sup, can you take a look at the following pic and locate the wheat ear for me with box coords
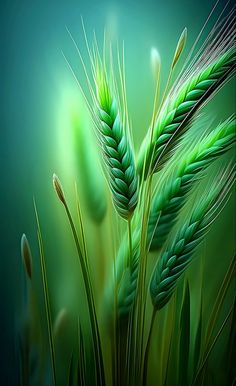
[150,168,235,311]
[95,62,138,219]
[137,38,235,178]
[149,116,236,250]
[65,29,138,220]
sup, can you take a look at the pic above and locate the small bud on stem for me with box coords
[172,27,187,69]
[21,234,33,279]
[53,174,66,206]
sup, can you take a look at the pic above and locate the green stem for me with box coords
[138,177,154,377]
[142,309,157,386]
[126,310,133,385]
[192,305,233,385]
[125,216,134,384]
[75,184,88,268]
[205,256,235,348]
[113,272,118,386]
[64,203,105,386]
[34,202,57,386]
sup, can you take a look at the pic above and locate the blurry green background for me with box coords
[1,0,235,384]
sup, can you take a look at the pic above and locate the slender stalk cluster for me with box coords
[114,117,235,318]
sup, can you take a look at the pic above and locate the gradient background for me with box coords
[1,0,235,384]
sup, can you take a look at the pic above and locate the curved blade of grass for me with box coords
[191,270,203,384]
[226,297,236,384]
[78,322,86,386]
[67,352,75,386]
[163,294,177,386]
[192,303,202,376]
[205,254,235,349]
[192,303,234,385]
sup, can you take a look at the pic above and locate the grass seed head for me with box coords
[21,234,32,279]
[151,47,161,78]
[53,174,66,206]
[172,27,187,68]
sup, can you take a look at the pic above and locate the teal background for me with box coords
[1,0,235,384]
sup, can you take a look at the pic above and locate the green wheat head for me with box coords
[150,168,235,310]
[137,47,236,179]
[148,116,236,250]
[95,61,138,219]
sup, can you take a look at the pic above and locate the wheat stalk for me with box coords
[34,200,57,386]
[137,42,235,178]
[95,62,138,219]
[148,116,236,250]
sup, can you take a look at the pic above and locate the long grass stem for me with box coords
[34,201,57,386]
[64,203,105,386]
[142,309,157,386]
